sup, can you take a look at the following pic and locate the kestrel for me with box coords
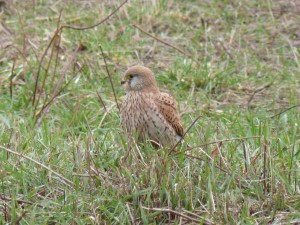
[120,65,184,148]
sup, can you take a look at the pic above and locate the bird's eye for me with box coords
[128,74,134,79]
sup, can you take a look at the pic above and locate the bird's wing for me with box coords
[154,92,184,136]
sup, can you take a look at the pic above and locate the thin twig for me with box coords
[89,166,118,182]
[10,58,16,98]
[247,81,274,105]
[290,133,296,185]
[34,10,63,114]
[126,202,135,225]
[32,29,60,107]
[84,114,98,148]
[0,194,43,208]
[187,136,260,150]
[50,44,80,102]
[35,46,82,122]
[263,142,267,194]
[132,22,197,64]
[171,136,261,157]
[34,34,61,114]
[242,141,248,174]
[60,0,128,31]
[181,209,204,219]
[86,137,93,191]
[251,152,261,166]
[183,153,248,190]
[5,45,29,64]
[32,0,127,116]
[72,173,95,177]
[27,40,42,65]
[219,41,233,59]
[168,115,202,155]
[270,104,300,118]
[99,45,120,112]
[6,44,37,87]
[183,153,205,161]
[141,206,207,224]
[184,154,229,175]
[216,142,232,177]
[0,145,74,188]
[96,90,107,112]
[35,65,83,121]
[14,210,27,225]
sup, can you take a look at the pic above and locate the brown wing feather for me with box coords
[155,92,184,136]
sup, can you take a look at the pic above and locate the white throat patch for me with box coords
[129,76,140,88]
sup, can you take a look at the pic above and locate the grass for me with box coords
[0,0,300,224]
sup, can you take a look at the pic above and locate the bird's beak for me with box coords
[121,80,126,85]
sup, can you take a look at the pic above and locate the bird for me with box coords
[120,65,184,148]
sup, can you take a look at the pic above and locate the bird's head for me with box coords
[121,65,158,92]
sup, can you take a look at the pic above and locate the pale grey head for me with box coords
[121,65,158,92]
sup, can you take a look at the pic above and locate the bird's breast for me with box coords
[120,92,151,130]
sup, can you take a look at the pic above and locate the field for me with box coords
[0,0,300,224]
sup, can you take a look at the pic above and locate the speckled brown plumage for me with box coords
[120,65,184,148]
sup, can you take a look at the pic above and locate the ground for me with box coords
[0,0,299,224]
